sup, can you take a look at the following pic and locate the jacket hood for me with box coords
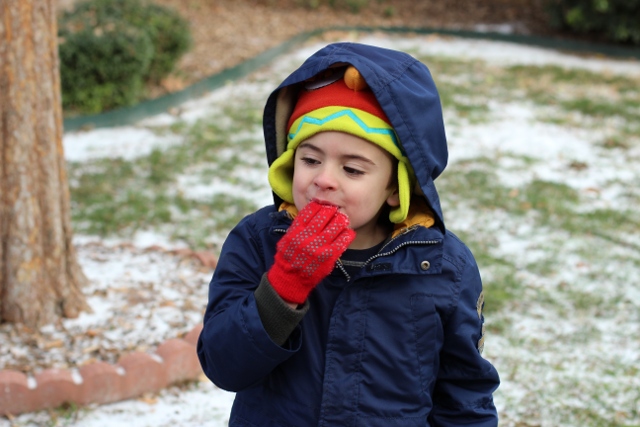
[263,42,448,230]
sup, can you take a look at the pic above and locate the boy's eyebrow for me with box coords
[298,141,377,165]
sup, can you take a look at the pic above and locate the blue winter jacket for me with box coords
[198,42,500,426]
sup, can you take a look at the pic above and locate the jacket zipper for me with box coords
[362,239,439,267]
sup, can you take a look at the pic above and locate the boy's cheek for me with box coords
[292,191,306,212]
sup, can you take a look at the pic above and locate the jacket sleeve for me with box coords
[196,212,302,392]
[429,242,500,427]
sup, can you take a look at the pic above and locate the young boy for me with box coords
[198,42,500,426]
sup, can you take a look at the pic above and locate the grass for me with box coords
[44,402,81,427]
[68,95,266,249]
[421,53,640,142]
[65,35,640,427]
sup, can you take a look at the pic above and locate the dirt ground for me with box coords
[107,0,554,96]
[160,0,551,86]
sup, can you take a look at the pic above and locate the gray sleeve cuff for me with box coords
[254,273,309,346]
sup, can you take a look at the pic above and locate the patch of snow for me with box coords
[64,128,183,162]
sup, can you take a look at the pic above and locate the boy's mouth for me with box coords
[310,199,348,217]
[310,198,338,208]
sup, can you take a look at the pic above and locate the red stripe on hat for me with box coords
[287,76,391,131]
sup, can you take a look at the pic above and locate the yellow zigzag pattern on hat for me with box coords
[287,107,403,154]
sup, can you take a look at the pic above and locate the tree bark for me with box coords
[0,0,90,328]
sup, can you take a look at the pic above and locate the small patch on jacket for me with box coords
[478,324,486,354]
[476,291,484,319]
[477,291,486,354]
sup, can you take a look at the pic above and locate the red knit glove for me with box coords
[268,201,356,304]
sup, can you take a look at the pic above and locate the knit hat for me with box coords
[268,65,415,223]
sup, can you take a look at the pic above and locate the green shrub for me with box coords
[546,0,640,45]
[134,3,193,81]
[59,22,153,113]
[58,0,191,114]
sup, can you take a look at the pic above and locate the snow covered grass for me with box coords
[409,39,640,426]
[412,40,640,425]
[3,33,640,426]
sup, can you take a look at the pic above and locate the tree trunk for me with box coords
[0,0,90,328]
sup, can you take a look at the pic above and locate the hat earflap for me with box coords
[268,148,296,204]
[391,162,412,224]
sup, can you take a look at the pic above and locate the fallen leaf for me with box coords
[44,340,64,349]
[82,345,100,354]
[193,251,218,269]
[138,394,158,405]
[86,329,102,337]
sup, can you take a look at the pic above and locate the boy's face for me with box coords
[292,131,399,249]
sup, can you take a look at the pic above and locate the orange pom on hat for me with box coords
[343,65,369,91]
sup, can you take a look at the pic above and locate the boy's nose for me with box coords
[313,167,338,190]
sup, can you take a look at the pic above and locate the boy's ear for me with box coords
[386,187,400,207]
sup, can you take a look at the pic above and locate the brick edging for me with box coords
[0,323,204,417]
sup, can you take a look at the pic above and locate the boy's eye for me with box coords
[301,157,320,165]
[344,166,364,176]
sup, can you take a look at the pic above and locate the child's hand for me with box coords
[268,201,356,304]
